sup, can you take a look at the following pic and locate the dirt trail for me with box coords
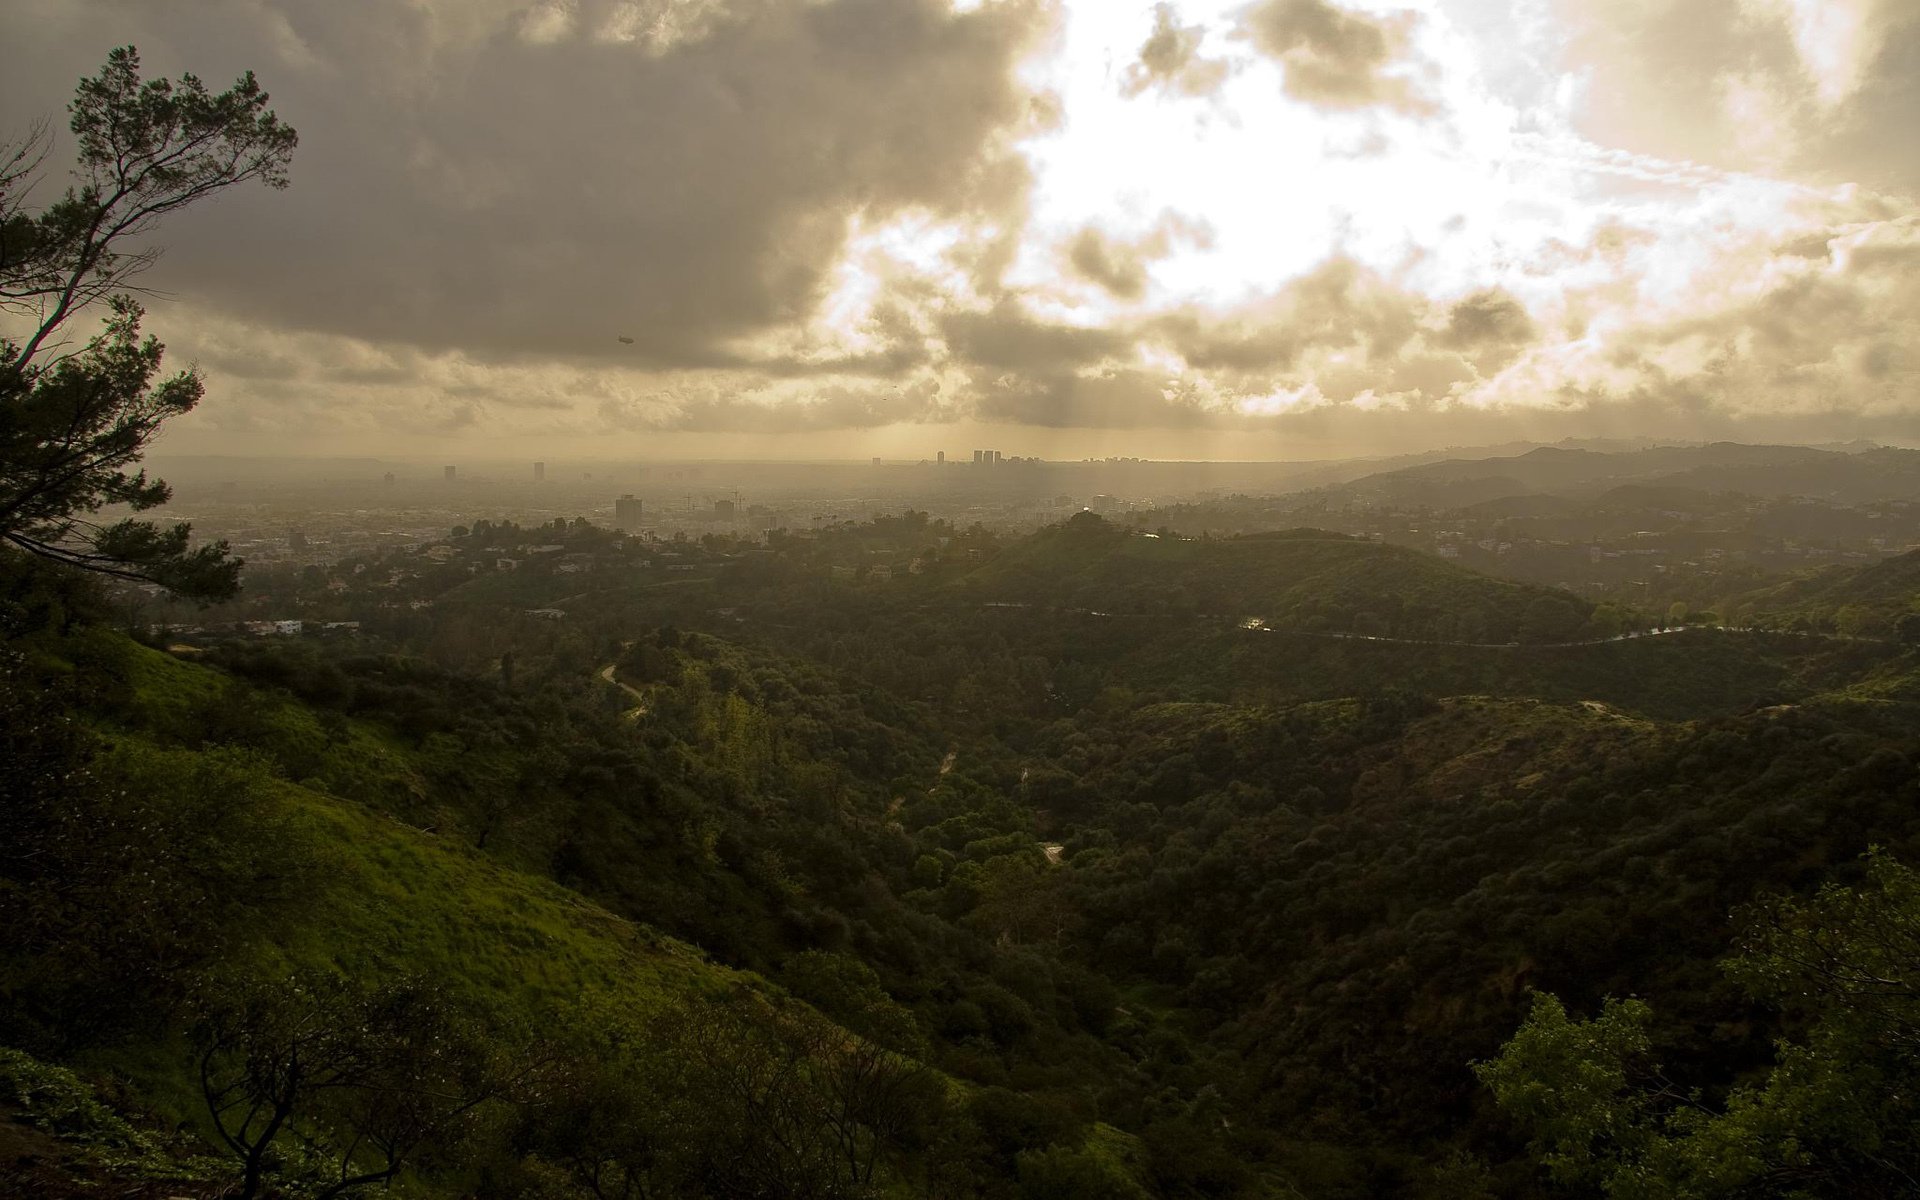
[597,663,648,719]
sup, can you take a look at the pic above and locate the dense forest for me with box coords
[8,510,1920,1198]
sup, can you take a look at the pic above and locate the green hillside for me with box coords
[13,512,1920,1198]
[954,515,1603,644]
[1030,684,1920,1153]
[1735,547,1920,636]
[2,633,1160,1199]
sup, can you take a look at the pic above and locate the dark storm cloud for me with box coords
[1146,257,1424,370]
[941,300,1132,371]
[1121,3,1231,99]
[1436,288,1535,373]
[2,0,1052,368]
[1066,229,1150,299]
[1440,290,1534,348]
[967,368,1212,428]
[1240,0,1434,115]
[1064,214,1211,300]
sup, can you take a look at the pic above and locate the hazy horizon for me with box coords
[139,433,1920,476]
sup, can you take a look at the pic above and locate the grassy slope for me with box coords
[78,642,748,1103]
[1737,548,1920,625]
[39,638,1159,1196]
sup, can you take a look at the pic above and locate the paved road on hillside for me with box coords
[597,663,649,718]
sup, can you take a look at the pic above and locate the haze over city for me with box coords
[6,0,1914,462]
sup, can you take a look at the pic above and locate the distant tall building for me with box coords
[872,456,882,466]
[615,494,644,531]
[383,472,395,486]
[443,465,456,481]
[972,449,985,464]
[714,499,735,518]
[992,450,1002,464]
[936,451,945,464]
[533,461,546,481]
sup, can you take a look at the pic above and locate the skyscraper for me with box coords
[443,465,456,481]
[614,494,644,531]
[533,461,546,481]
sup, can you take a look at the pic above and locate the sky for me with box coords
[4,0,1917,461]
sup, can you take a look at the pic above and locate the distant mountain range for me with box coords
[1319,443,1920,507]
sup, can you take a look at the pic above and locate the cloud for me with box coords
[1439,289,1533,347]
[7,0,1917,452]
[1467,208,1920,434]
[1121,3,1231,99]
[1147,258,1424,372]
[1241,0,1435,114]
[1063,213,1210,300]
[1550,0,1920,196]
[3,0,1052,370]
[947,259,1525,429]
[1066,229,1150,299]
[1436,288,1535,373]
[968,368,1214,428]
[941,300,1132,372]
[1804,8,1920,197]
[601,379,957,433]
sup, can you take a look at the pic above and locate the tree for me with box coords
[1,47,297,600]
[1478,851,1920,1198]
[1835,604,1887,640]
[194,973,502,1200]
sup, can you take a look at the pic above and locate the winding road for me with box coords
[597,663,649,719]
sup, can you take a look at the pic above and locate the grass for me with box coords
[275,779,741,1016]
[29,637,766,1159]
